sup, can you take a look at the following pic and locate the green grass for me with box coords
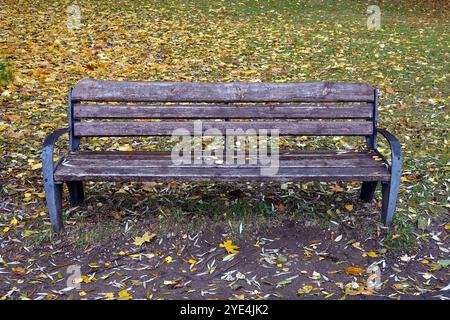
[0,62,11,86]
[384,214,418,253]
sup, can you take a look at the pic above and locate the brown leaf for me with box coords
[344,266,365,276]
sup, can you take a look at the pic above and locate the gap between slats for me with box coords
[73,103,374,119]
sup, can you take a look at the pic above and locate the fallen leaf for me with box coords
[344,204,353,211]
[344,266,365,276]
[275,203,287,212]
[117,290,132,300]
[297,285,314,295]
[118,144,133,151]
[422,273,432,280]
[132,231,156,246]
[220,240,239,254]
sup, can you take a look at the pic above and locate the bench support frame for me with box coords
[42,85,402,232]
[378,128,402,226]
[42,128,68,232]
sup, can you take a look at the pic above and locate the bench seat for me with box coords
[42,80,402,232]
[54,150,390,182]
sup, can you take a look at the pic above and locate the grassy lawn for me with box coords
[0,0,448,300]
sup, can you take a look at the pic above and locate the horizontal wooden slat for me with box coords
[55,150,390,182]
[54,166,390,182]
[72,79,375,103]
[63,157,385,168]
[73,103,373,119]
[74,121,373,137]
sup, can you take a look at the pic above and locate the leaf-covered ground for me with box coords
[0,0,449,300]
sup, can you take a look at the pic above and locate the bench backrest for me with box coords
[69,79,377,149]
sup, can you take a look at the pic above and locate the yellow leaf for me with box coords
[344,266,365,276]
[445,224,450,231]
[117,290,132,300]
[24,193,32,198]
[31,163,42,170]
[22,230,37,237]
[3,227,10,233]
[393,283,404,290]
[118,144,133,152]
[304,249,313,257]
[352,242,361,249]
[132,232,156,246]
[104,293,114,299]
[297,285,314,295]
[422,273,432,280]
[367,251,378,258]
[220,240,239,254]
[344,204,353,211]
[344,282,375,295]
[164,256,173,263]
[10,218,18,226]
[79,291,87,296]
[242,70,257,75]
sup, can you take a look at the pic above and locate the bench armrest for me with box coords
[376,128,402,175]
[42,128,68,180]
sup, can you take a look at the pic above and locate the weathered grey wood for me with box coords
[55,165,390,182]
[62,155,386,169]
[73,103,374,119]
[74,121,373,137]
[72,79,375,103]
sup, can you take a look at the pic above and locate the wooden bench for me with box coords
[42,79,402,232]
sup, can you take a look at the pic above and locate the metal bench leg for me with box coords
[381,179,400,226]
[376,128,402,227]
[44,180,64,232]
[360,181,378,202]
[67,181,84,206]
[43,128,69,233]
